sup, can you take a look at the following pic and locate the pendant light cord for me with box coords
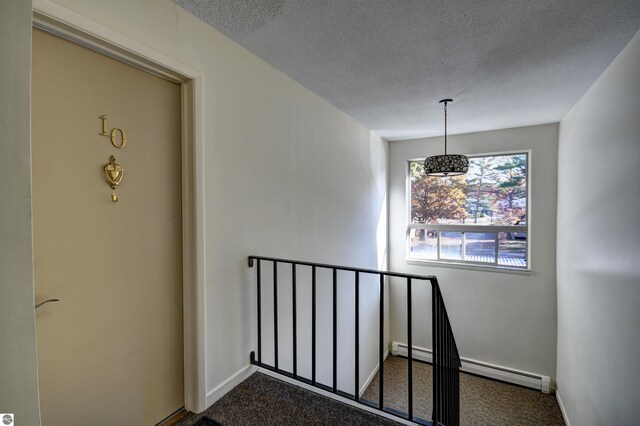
[444,100,448,155]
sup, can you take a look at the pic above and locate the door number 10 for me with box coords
[99,115,127,148]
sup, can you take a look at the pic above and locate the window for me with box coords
[408,152,529,270]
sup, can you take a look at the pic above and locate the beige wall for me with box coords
[0,0,41,424]
[388,124,559,380]
[40,0,389,408]
[557,29,640,424]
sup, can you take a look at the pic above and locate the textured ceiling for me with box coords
[172,0,640,140]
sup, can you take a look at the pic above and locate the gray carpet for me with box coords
[176,372,399,426]
[362,355,565,425]
[178,356,565,425]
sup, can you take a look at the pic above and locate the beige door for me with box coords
[32,29,184,425]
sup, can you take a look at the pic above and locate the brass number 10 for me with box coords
[99,115,127,148]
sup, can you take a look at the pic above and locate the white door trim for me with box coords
[32,0,207,413]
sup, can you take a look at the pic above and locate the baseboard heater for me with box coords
[391,341,551,394]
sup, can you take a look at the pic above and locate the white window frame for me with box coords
[406,150,531,272]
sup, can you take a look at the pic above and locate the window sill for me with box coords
[406,258,532,275]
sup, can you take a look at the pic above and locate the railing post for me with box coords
[257,259,262,364]
[461,232,467,261]
[446,313,450,422]
[292,263,297,377]
[333,268,338,393]
[312,265,317,385]
[407,277,413,420]
[273,261,278,370]
[354,271,360,402]
[432,280,439,422]
[439,285,444,423]
[378,273,384,410]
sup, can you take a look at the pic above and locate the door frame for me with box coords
[32,0,207,413]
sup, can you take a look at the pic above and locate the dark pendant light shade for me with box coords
[424,154,469,176]
[424,99,469,176]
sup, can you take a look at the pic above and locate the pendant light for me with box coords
[424,99,469,176]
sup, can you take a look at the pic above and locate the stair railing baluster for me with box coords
[292,263,297,377]
[273,261,278,370]
[257,259,262,364]
[354,271,360,402]
[378,273,384,410]
[407,277,413,421]
[333,268,338,393]
[436,283,440,422]
[312,265,317,385]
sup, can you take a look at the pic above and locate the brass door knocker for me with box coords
[104,155,123,190]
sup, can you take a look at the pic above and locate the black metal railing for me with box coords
[248,255,460,425]
[432,280,461,426]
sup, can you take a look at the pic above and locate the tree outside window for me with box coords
[408,153,528,269]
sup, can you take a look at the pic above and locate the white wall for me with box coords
[388,124,558,380]
[30,0,388,410]
[0,1,41,424]
[557,29,640,425]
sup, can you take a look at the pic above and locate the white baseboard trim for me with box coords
[391,341,551,393]
[206,364,258,408]
[205,347,392,409]
[555,390,571,426]
[359,349,390,397]
[258,366,415,426]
